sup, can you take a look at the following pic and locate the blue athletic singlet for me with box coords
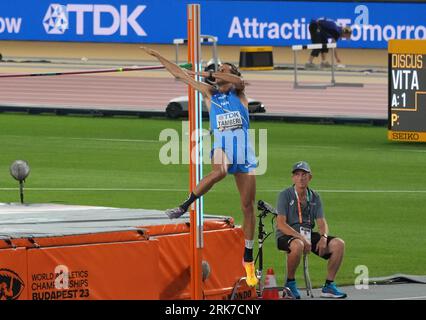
[209,89,257,174]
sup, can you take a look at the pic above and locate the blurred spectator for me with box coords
[305,18,352,69]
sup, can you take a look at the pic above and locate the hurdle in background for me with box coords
[174,34,219,70]
[292,43,363,89]
[187,3,204,300]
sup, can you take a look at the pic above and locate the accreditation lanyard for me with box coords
[294,187,311,225]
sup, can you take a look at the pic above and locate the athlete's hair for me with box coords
[221,62,244,95]
[222,62,241,77]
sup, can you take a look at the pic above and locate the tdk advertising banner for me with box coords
[0,1,425,48]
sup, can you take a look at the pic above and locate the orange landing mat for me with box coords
[0,203,255,300]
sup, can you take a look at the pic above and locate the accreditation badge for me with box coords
[300,226,311,241]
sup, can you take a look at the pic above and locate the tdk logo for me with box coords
[43,3,147,36]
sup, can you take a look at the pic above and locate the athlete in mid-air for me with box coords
[141,47,258,287]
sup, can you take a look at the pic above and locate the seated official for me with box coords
[276,161,347,299]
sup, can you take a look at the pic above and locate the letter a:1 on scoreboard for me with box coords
[388,40,426,142]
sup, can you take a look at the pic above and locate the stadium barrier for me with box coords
[292,42,363,89]
[173,34,219,69]
[239,46,274,71]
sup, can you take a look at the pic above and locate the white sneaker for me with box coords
[320,61,331,68]
[305,62,317,69]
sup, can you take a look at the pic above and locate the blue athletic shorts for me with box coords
[210,129,257,174]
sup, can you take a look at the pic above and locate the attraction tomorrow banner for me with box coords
[0,0,425,48]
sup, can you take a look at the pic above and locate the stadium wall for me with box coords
[0,1,425,48]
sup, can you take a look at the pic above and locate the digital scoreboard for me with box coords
[388,40,426,142]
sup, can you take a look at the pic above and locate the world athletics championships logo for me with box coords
[43,4,69,34]
[0,269,25,300]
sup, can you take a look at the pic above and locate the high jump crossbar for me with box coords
[0,63,192,78]
[292,42,363,89]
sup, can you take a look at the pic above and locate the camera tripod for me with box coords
[230,200,295,300]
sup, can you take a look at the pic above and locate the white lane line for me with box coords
[386,296,426,300]
[288,145,340,150]
[70,137,160,143]
[1,135,160,143]
[0,188,188,191]
[320,190,426,193]
[365,148,426,153]
[2,188,426,193]
[263,189,426,193]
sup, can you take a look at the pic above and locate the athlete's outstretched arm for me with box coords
[141,46,212,99]
[195,70,245,91]
[213,72,245,91]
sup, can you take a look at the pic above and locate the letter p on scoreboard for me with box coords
[388,40,426,142]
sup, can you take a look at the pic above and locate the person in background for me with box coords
[305,18,352,69]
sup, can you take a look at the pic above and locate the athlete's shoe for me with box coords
[285,280,301,299]
[243,261,258,287]
[321,282,347,299]
[320,61,332,68]
[165,206,186,219]
[305,62,318,69]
